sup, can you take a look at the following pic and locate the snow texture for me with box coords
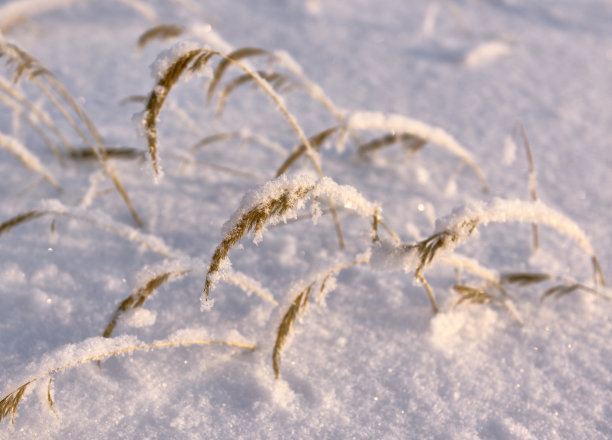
[1,0,611,438]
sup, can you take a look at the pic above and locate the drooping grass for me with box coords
[188,130,285,157]
[357,132,426,157]
[203,174,380,300]
[0,130,61,190]
[345,111,489,191]
[0,201,173,257]
[137,24,185,50]
[0,40,143,226]
[0,337,254,425]
[272,258,368,378]
[103,270,187,338]
[500,271,607,302]
[103,264,277,338]
[275,126,339,177]
[378,198,607,312]
[142,44,324,178]
[136,24,345,124]
[452,284,522,324]
[216,70,295,117]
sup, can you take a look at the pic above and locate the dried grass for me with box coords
[0,40,143,226]
[500,271,605,302]
[216,71,294,117]
[452,284,522,323]
[137,24,185,50]
[0,205,172,257]
[0,131,61,190]
[346,111,489,191]
[398,198,606,312]
[515,122,539,250]
[275,127,339,177]
[357,132,426,157]
[103,271,186,338]
[272,259,367,378]
[0,338,254,425]
[204,184,315,299]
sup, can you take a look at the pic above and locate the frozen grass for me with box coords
[0,0,611,437]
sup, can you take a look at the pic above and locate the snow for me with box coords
[1,0,612,438]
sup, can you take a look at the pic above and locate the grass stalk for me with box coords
[1,338,254,424]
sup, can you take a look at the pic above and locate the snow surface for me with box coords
[1,0,612,438]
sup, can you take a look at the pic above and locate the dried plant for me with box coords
[216,70,295,117]
[345,111,489,191]
[500,271,605,302]
[0,130,61,190]
[0,40,143,226]
[540,283,599,302]
[188,131,285,157]
[273,284,312,379]
[68,147,145,161]
[500,272,551,286]
[515,122,539,250]
[275,126,339,177]
[272,258,367,378]
[452,284,522,324]
[0,337,254,425]
[357,132,426,157]
[139,24,345,123]
[0,382,30,425]
[142,41,346,245]
[103,264,277,338]
[137,24,185,50]
[103,270,188,338]
[206,47,271,104]
[203,174,380,301]
[0,201,173,257]
[379,198,607,312]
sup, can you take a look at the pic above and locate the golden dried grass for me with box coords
[137,24,185,50]
[0,40,143,226]
[0,207,171,257]
[0,338,254,425]
[272,258,368,378]
[204,184,315,299]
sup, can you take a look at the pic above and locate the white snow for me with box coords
[1,1,611,438]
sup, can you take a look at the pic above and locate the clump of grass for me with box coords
[142,39,347,245]
[272,258,367,378]
[140,40,323,178]
[0,39,143,226]
[203,173,380,301]
[137,24,345,123]
[141,44,322,177]
[0,337,254,425]
[376,198,606,312]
